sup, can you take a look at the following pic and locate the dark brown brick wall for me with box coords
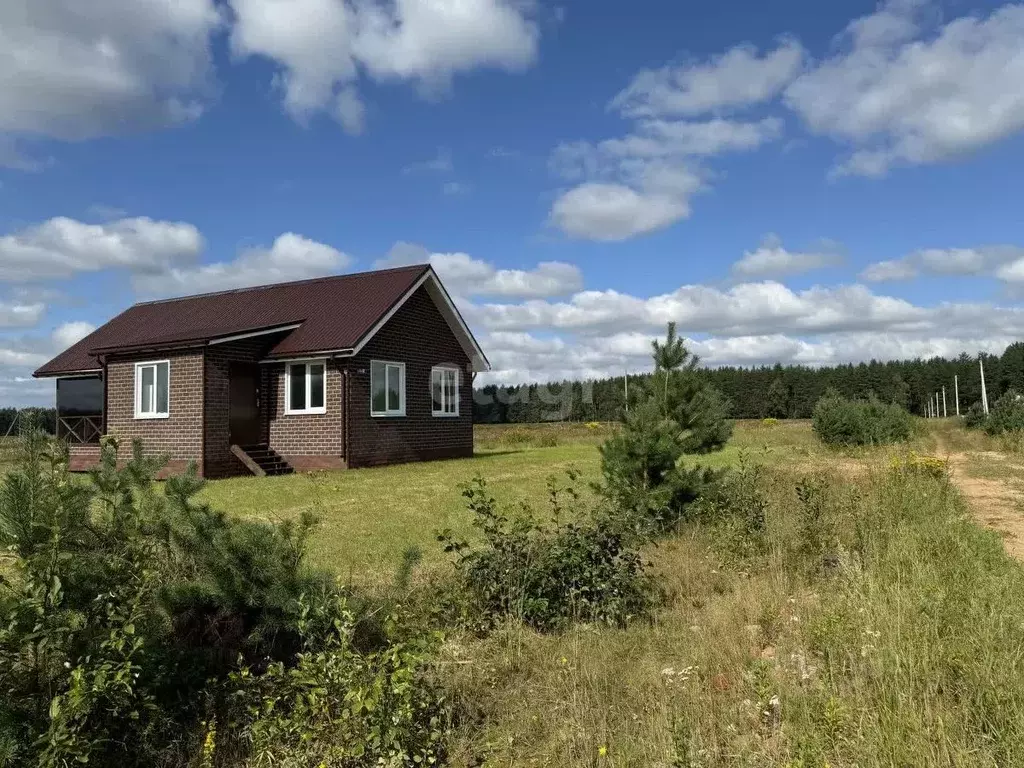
[104,349,205,472]
[345,285,473,468]
[266,360,345,465]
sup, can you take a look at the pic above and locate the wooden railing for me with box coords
[57,415,103,445]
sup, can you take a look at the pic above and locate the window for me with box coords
[134,361,170,419]
[370,360,405,417]
[431,366,460,417]
[285,360,327,414]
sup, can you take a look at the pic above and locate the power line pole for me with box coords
[980,358,990,415]
[954,375,960,417]
[942,387,947,418]
[623,366,629,414]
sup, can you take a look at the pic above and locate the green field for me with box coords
[197,420,827,577]
[7,419,1024,765]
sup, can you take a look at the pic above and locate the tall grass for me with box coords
[442,459,1024,766]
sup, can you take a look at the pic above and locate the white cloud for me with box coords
[548,182,695,241]
[442,181,470,196]
[52,321,97,351]
[860,245,1024,281]
[0,301,46,328]
[0,217,204,281]
[548,117,780,240]
[376,242,583,299]
[0,0,219,143]
[228,0,539,131]
[785,1,1024,176]
[550,65,784,240]
[472,281,928,338]
[731,235,843,279]
[133,232,352,297]
[403,148,453,174]
[610,40,804,118]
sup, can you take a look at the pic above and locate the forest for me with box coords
[472,342,1024,422]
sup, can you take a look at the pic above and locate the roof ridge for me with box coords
[132,263,431,307]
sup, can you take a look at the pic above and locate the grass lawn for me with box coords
[196,420,834,578]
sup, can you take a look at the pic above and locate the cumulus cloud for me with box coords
[610,40,804,118]
[0,301,46,328]
[376,242,583,299]
[52,321,97,351]
[547,118,780,240]
[785,0,1024,176]
[0,217,204,282]
[133,232,353,297]
[0,0,219,146]
[228,0,539,132]
[731,235,843,279]
[549,53,786,240]
[860,245,1024,281]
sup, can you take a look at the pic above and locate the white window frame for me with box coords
[370,360,406,417]
[134,360,170,420]
[284,359,328,415]
[431,366,460,417]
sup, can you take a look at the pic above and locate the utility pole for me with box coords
[955,375,960,417]
[981,358,990,415]
[942,387,947,418]
[623,367,629,414]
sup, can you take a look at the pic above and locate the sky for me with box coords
[3,0,1024,406]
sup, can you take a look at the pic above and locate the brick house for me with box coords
[34,265,489,478]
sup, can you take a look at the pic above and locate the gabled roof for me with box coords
[35,265,489,377]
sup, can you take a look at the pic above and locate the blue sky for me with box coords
[3,0,1024,404]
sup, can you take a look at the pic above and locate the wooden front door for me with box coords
[229,363,261,446]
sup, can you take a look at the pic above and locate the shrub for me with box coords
[438,475,659,633]
[812,390,913,447]
[964,401,988,430]
[0,433,447,766]
[220,592,450,768]
[983,389,1024,436]
[537,432,559,448]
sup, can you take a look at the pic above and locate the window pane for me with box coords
[446,370,457,413]
[387,365,401,412]
[289,364,306,411]
[432,370,443,412]
[141,365,155,413]
[156,362,169,414]
[309,364,325,409]
[371,361,387,413]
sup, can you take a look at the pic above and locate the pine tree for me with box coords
[765,377,790,418]
[600,323,731,532]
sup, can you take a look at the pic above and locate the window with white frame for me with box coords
[285,360,327,414]
[370,360,405,416]
[431,366,459,417]
[134,360,170,419]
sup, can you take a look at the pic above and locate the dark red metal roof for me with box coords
[35,265,431,377]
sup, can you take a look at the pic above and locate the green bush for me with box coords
[0,433,446,767]
[963,400,988,430]
[438,475,659,633]
[983,390,1024,436]
[812,390,913,447]
[220,592,449,768]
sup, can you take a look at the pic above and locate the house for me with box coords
[34,265,489,478]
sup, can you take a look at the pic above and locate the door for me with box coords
[229,362,261,446]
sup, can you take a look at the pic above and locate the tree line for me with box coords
[473,342,1024,422]
[0,408,56,436]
